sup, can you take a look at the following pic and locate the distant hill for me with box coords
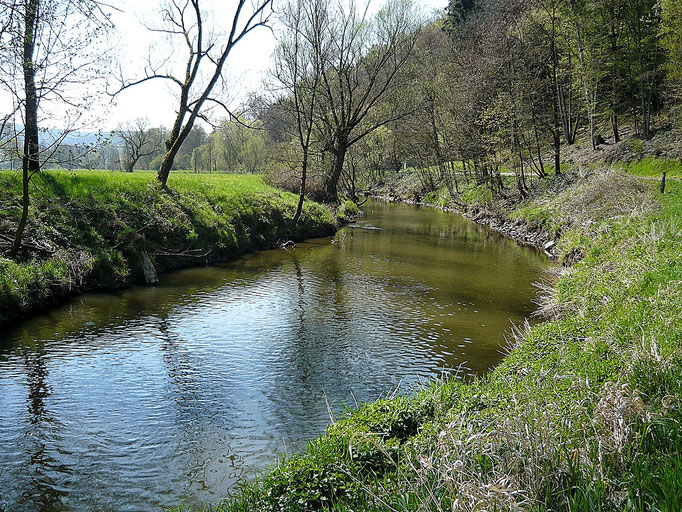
[2,126,124,148]
[44,129,123,147]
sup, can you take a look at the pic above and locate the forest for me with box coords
[1,0,680,203]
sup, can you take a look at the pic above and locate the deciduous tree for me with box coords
[114,0,273,187]
[273,0,326,223]
[117,117,155,172]
[312,0,423,202]
[0,0,111,257]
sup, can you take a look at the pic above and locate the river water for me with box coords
[0,199,548,511]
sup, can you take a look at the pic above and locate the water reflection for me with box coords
[21,349,70,512]
[0,200,548,511]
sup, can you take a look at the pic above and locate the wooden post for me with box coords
[661,171,667,194]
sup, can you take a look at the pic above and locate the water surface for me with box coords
[0,199,548,511]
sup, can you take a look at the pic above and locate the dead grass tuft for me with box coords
[593,382,649,454]
[563,170,655,227]
[532,267,568,320]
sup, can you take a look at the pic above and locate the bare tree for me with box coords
[273,0,327,224]
[311,0,423,202]
[117,117,155,172]
[114,0,273,187]
[0,0,112,257]
[2,0,39,257]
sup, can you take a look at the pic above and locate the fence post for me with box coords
[660,171,667,194]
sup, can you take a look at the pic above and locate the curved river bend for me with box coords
[0,199,548,511]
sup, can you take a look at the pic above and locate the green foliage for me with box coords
[0,170,336,323]
[336,196,359,221]
[193,118,268,173]
[660,0,682,126]
[446,0,477,26]
[0,256,69,322]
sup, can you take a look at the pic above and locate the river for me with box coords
[0,199,548,511]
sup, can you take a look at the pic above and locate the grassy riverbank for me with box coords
[0,171,339,326]
[212,168,682,511]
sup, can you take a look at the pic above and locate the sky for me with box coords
[108,0,449,131]
[2,0,449,132]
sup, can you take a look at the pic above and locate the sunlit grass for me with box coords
[0,170,336,324]
[622,157,682,178]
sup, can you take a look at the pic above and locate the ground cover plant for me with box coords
[0,170,337,325]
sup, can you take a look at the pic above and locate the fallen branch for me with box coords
[0,232,55,255]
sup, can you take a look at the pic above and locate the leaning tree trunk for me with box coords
[157,139,182,187]
[156,94,192,187]
[157,153,173,186]
[10,0,40,258]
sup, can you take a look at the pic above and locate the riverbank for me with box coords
[0,171,342,326]
[367,189,557,258]
[365,129,682,261]
[219,167,682,511]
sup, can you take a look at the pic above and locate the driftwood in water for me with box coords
[277,239,296,249]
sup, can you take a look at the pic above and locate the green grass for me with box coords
[622,157,682,178]
[0,170,337,325]
[337,194,360,220]
[192,169,682,512]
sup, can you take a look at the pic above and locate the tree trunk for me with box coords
[326,140,348,203]
[632,1,650,139]
[157,157,172,186]
[609,18,621,144]
[611,113,620,142]
[573,21,596,150]
[126,156,138,173]
[533,124,545,177]
[554,129,561,175]
[552,18,577,147]
[157,138,182,187]
[292,151,308,225]
[350,163,357,202]
[638,44,649,137]
[10,0,40,258]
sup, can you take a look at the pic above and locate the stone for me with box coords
[140,251,159,285]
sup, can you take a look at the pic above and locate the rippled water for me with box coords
[0,199,548,511]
